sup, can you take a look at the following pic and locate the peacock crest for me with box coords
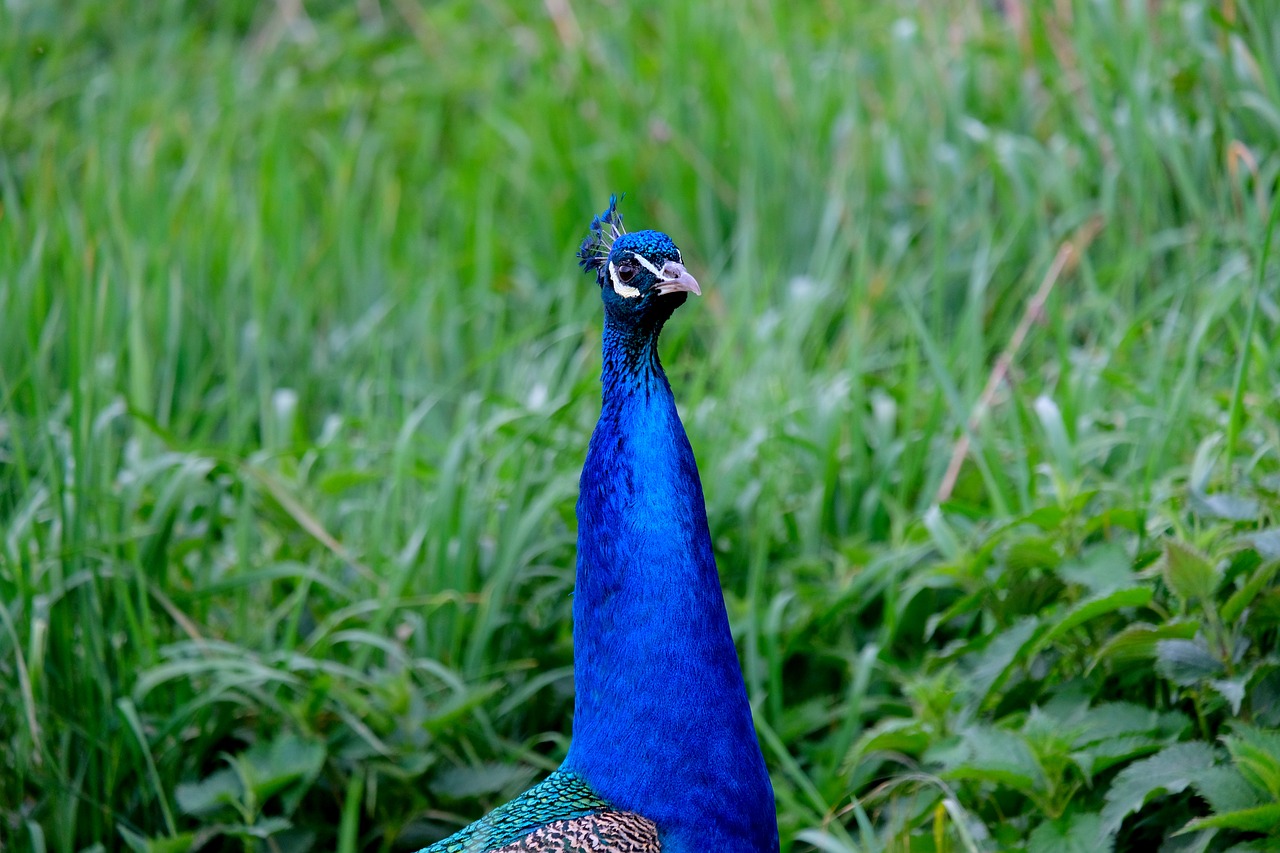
[577,194,627,284]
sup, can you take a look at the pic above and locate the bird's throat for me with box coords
[597,317,663,398]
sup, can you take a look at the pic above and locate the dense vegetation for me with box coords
[2,1,1279,850]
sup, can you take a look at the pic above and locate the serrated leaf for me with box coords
[1182,803,1280,834]
[1192,764,1266,814]
[1100,742,1219,837]
[1093,621,1198,667]
[935,725,1045,795]
[1223,723,1280,800]
[1027,811,1104,853]
[1035,698,1182,779]
[1156,638,1224,685]
[1070,702,1188,747]
[1037,691,1092,726]
[1057,543,1135,596]
[1163,540,1219,602]
[1075,735,1165,778]
[851,717,932,760]
[965,617,1041,709]
[1211,678,1247,714]
[1037,587,1152,651]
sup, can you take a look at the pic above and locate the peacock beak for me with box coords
[653,262,701,297]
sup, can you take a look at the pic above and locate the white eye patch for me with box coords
[608,261,641,298]
[630,252,665,279]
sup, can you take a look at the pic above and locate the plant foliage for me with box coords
[2,1,1279,851]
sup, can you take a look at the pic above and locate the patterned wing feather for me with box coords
[494,811,659,852]
[418,771,650,853]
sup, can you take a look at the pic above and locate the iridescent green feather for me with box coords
[417,771,612,853]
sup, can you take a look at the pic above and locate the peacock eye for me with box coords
[617,264,636,283]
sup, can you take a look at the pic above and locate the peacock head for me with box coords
[577,195,700,324]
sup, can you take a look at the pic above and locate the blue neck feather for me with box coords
[563,314,778,852]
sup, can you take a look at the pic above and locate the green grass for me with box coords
[2,1,1279,850]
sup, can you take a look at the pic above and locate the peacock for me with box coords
[418,197,778,853]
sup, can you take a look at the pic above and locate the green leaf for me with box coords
[117,828,195,853]
[1156,638,1224,685]
[1251,669,1280,728]
[1093,621,1198,667]
[923,505,963,560]
[1038,696,1185,779]
[1034,395,1075,480]
[1252,530,1280,561]
[1101,742,1219,838]
[1191,491,1261,522]
[1211,678,1247,715]
[965,617,1041,709]
[207,818,295,839]
[1160,828,1218,853]
[1192,763,1266,814]
[1162,539,1219,603]
[935,725,1045,796]
[1182,804,1280,834]
[235,732,326,807]
[423,680,505,733]
[1223,723,1280,800]
[1006,534,1062,573]
[1221,841,1280,853]
[1076,736,1170,779]
[851,717,932,759]
[1036,587,1153,652]
[1027,811,1104,853]
[1222,560,1280,625]
[1057,543,1135,596]
[1069,702,1187,747]
[175,768,241,817]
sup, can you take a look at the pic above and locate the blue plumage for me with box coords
[420,199,777,853]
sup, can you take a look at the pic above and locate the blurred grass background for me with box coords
[2,0,1279,850]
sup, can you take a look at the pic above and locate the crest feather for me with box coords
[577,194,627,285]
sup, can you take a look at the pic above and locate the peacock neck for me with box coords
[596,312,664,397]
[562,314,778,852]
